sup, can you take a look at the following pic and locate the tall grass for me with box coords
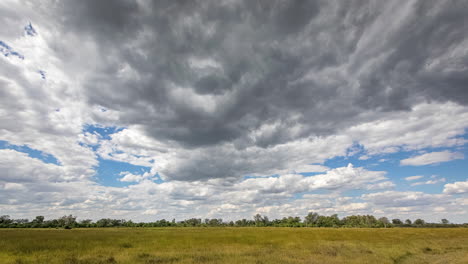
[0,228,467,263]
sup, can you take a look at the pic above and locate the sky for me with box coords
[1,0,468,223]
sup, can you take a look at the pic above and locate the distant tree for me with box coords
[414,219,425,226]
[254,214,264,227]
[185,218,202,226]
[1,214,463,229]
[280,216,301,227]
[110,219,124,227]
[235,219,248,227]
[0,215,12,226]
[31,216,45,227]
[329,214,340,227]
[304,212,319,227]
[342,215,381,227]
[317,214,340,227]
[208,218,223,226]
[378,217,390,228]
[14,219,29,227]
[34,216,44,224]
[96,218,111,227]
[58,215,77,228]
[80,219,93,227]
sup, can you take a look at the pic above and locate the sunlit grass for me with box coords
[0,228,467,263]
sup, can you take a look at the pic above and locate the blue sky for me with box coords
[1,0,468,223]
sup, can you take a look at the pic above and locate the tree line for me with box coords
[0,213,465,229]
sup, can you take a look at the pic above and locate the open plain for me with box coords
[1,227,467,264]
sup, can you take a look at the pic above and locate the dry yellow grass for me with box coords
[0,227,467,263]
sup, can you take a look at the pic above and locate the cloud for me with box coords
[119,170,156,183]
[94,126,352,181]
[405,175,424,181]
[444,180,468,194]
[366,181,395,190]
[236,164,387,194]
[0,162,391,220]
[347,103,468,155]
[362,191,448,208]
[411,178,446,186]
[52,0,468,150]
[1,0,468,222]
[1,0,467,182]
[0,149,65,183]
[400,151,464,166]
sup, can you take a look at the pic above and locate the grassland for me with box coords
[0,228,467,264]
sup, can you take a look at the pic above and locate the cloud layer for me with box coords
[0,0,467,222]
[401,151,464,166]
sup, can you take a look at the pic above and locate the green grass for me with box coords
[0,228,467,263]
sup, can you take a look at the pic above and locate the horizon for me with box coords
[1,0,468,223]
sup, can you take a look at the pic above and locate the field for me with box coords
[0,228,467,264]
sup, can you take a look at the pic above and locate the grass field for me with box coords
[0,228,467,264]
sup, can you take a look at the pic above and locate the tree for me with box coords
[405,219,412,225]
[80,219,93,227]
[185,218,202,227]
[254,214,264,227]
[31,216,45,227]
[97,218,112,227]
[33,216,44,224]
[210,218,223,226]
[414,219,425,226]
[341,215,381,227]
[392,219,403,225]
[378,217,390,228]
[254,214,270,226]
[316,214,340,227]
[441,219,449,224]
[304,212,319,227]
[0,215,12,226]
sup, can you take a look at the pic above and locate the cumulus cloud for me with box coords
[119,170,157,183]
[400,151,464,166]
[237,164,387,194]
[444,180,468,194]
[0,149,65,183]
[2,0,467,182]
[347,103,468,155]
[1,0,468,221]
[0,161,392,220]
[361,191,448,208]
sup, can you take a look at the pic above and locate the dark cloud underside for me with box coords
[55,0,468,149]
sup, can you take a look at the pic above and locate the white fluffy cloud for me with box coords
[119,170,157,183]
[361,191,448,208]
[347,103,468,155]
[444,180,468,194]
[0,161,392,220]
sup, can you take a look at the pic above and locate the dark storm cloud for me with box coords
[55,0,468,150]
[62,0,141,41]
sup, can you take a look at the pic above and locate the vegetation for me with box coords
[1,213,466,229]
[1,227,467,263]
